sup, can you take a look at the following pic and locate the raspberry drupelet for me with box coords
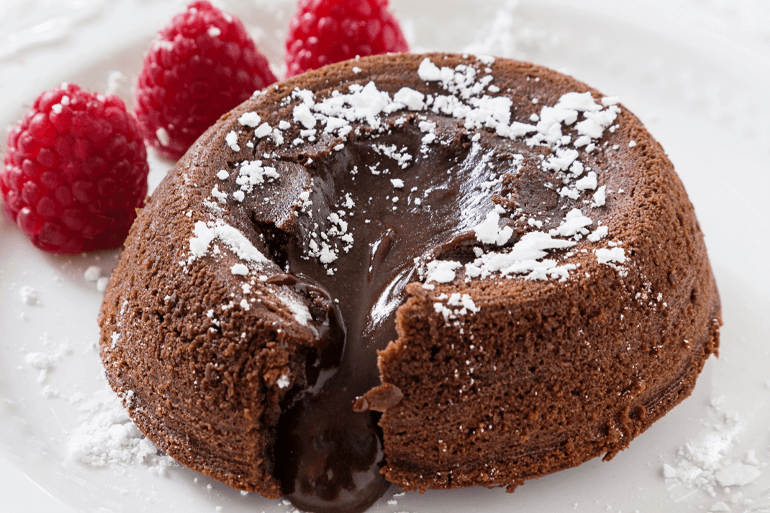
[1,83,149,254]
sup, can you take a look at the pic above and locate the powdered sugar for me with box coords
[19,285,40,305]
[587,225,609,242]
[464,231,577,281]
[549,208,592,238]
[235,160,279,194]
[592,185,607,207]
[238,111,261,127]
[64,388,175,473]
[661,396,767,511]
[575,171,598,191]
[426,260,463,284]
[417,58,442,81]
[231,263,249,276]
[188,219,270,266]
[433,292,480,321]
[225,130,240,152]
[84,265,101,282]
[272,286,313,326]
[595,247,627,264]
[25,344,70,384]
[393,87,426,111]
[715,462,761,487]
[474,209,513,246]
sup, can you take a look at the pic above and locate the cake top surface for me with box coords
[179,52,646,301]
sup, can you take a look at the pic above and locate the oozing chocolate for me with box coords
[263,119,508,512]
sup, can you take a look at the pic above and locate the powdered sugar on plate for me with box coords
[461,0,559,61]
[19,285,40,306]
[661,395,769,511]
[64,387,175,474]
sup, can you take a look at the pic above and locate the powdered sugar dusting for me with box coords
[238,111,261,127]
[188,220,269,265]
[64,387,175,473]
[19,285,40,305]
[225,130,240,152]
[434,292,480,321]
[193,56,630,295]
[273,286,313,326]
[596,247,627,264]
[661,396,768,511]
[465,231,577,281]
[426,260,462,284]
[474,209,513,246]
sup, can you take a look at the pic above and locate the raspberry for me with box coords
[284,0,409,78]
[135,1,277,160]
[1,83,149,254]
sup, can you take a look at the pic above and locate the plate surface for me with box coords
[2,1,770,512]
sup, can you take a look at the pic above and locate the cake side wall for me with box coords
[379,264,719,491]
[97,113,320,498]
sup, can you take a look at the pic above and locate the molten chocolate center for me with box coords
[269,117,512,513]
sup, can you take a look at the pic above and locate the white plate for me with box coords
[2,1,770,512]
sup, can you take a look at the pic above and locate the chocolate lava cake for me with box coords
[98,53,721,513]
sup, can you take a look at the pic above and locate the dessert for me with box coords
[98,53,721,513]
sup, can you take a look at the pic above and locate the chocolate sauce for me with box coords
[269,119,508,513]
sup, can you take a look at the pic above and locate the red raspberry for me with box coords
[284,0,409,78]
[135,1,277,160]
[1,83,149,254]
